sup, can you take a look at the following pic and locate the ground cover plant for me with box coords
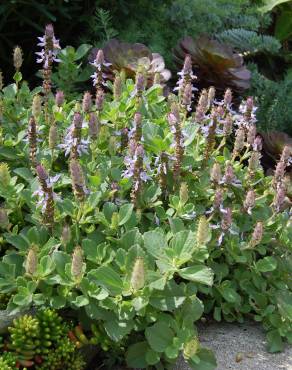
[0,24,291,369]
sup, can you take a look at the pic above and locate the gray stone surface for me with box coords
[175,322,292,370]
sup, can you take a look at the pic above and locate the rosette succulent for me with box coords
[173,35,251,94]
[90,39,171,86]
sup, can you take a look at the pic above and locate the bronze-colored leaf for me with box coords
[173,35,251,93]
[89,39,171,85]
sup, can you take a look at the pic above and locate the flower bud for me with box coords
[95,89,104,111]
[61,224,71,246]
[280,145,291,164]
[198,89,208,112]
[207,86,215,106]
[244,189,255,211]
[71,245,84,281]
[183,337,200,359]
[135,144,144,158]
[135,72,145,95]
[55,90,64,107]
[130,257,145,290]
[179,182,189,205]
[195,105,205,123]
[49,123,58,150]
[224,88,232,106]
[95,49,104,66]
[224,162,235,184]
[0,163,11,187]
[36,164,48,181]
[253,136,262,151]
[0,209,9,229]
[221,207,232,231]
[153,72,161,85]
[25,246,38,276]
[72,112,82,130]
[182,83,192,109]
[113,74,122,100]
[13,46,23,71]
[169,102,180,124]
[196,216,210,245]
[274,182,286,212]
[248,151,261,172]
[233,127,245,154]
[182,54,192,76]
[246,96,254,112]
[32,94,42,118]
[274,161,286,183]
[45,24,54,39]
[82,91,92,113]
[210,162,221,184]
[250,221,263,247]
[247,124,256,146]
[111,212,119,229]
[88,112,99,139]
[223,114,233,136]
[213,188,223,209]
[69,159,86,201]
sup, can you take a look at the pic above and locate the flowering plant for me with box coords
[0,25,291,369]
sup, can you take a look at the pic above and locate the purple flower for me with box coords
[33,173,60,212]
[36,25,61,67]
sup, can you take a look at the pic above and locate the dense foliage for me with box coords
[0,24,291,369]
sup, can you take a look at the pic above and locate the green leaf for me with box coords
[4,234,30,251]
[179,265,214,286]
[259,0,292,13]
[150,281,186,311]
[256,257,277,272]
[187,348,217,370]
[119,203,134,225]
[13,167,34,182]
[219,282,241,304]
[276,291,292,320]
[266,330,284,353]
[50,296,66,309]
[182,297,204,324]
[52,251,71,277]
[88,266,123,295]
[275,10,292,40]
[146,348,160,365]
[72,295,89,307]
[145,321,173,352]
[144,230,167,259]
[74,44,92,60]
[126,342,148,368]
[104,319,134,342]
[13,71,22,83]
[38,256,55,276]
[170,230,196,260]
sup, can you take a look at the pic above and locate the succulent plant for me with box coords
[36,337,85,370]
[173,35,251,94]
[261,131,292,171]
[8,314,40,364]
[90,39,171,86]
[36,308,64,356]
[0,353,17,370]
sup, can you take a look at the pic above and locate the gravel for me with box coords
[174,321,292,370]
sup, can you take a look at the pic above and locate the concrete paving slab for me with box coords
[175,322,292,370]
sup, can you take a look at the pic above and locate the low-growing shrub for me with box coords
[0,25,291,369]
